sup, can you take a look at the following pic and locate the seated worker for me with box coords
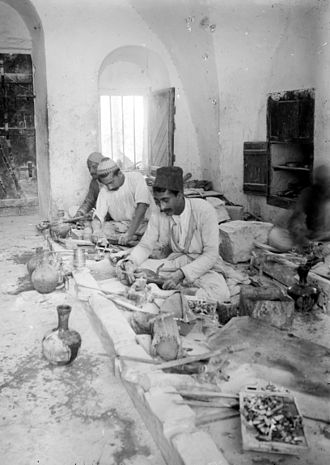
[75,152,104,218]
[269,164,330,251]
[118,166,230,303]
[92,157,153,245]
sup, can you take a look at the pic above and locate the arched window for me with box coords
[100,91,146,170]
[99,46,174,173]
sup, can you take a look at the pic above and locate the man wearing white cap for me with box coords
[75,152,104,218]
[92,157,153,245]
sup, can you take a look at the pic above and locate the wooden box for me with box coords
[240,285,295,329]
[240,386,308,455]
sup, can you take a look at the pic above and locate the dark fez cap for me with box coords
[153,166,184,192]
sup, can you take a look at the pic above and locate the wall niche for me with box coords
[266,88,315,209]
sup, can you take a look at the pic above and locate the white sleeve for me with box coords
[132,172,151,205]
[93,187,108,223]
[129,212,161,266]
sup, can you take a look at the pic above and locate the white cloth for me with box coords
[129,198,231,303]
[94,171,154,223]
[170,198,192,250]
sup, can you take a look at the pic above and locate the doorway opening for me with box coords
[0,53,37,208]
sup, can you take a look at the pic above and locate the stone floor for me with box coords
[2,214,330,465]
[0,215,166,465]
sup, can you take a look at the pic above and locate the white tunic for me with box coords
[94,171,153,222]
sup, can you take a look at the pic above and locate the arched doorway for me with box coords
[0,0,48,216]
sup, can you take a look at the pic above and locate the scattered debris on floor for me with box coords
[18,212,330,465]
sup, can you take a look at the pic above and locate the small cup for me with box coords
[73,248,86,269]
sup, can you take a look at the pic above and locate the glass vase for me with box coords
[287,264,320,312]
[42,305,81,365]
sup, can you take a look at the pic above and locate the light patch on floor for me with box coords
[0,215,165,465]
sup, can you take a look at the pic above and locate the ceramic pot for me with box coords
[27,247,44,275]
[287,264,320,312]
[31,256,59,293]
[50,220,71,239]
[42,305,81,365]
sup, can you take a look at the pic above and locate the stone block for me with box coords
[116,342,153,360]
[73,268,101,301]
[145,387,196,439]
[89,293,136,346]
[172,431,229,465]
[240,285,295,329]
[251,248,302,286]
[219,221,273,263]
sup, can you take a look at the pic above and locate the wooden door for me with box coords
[0,53,37,208]
[243,142,268,195]
[148,87,175,173]
[267,89,315,142]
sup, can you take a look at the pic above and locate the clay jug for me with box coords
[287,264,320,312]
[27,247,44,275]
[42,304,81,365]
[50,220,71,239]
[31,254,59,293]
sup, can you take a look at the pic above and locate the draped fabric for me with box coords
[129,197,231,303]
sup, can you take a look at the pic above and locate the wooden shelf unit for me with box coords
[266,89,315,209]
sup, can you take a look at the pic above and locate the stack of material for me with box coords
[219,221,273,263]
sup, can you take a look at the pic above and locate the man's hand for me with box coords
[162,269,184,290]
[91,233,107,247]
[116,259,136,284]
[84,210,94,221]
[118,232,135,246]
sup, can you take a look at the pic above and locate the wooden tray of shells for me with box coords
[185,296,217,316]
[239,386,308,455]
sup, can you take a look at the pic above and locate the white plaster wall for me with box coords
[6,0,328,221]
[211,0,323,223]
[30,0,200,212]
[130,0,221,181]
[314,1,330,168]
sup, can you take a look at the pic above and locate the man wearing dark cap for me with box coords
[120,166,230,303]
[75,152,104,218]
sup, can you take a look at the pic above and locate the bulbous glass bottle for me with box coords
[287,264,320,312]
[42,305,81,365]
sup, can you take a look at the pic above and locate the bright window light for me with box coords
[100,95,144,169]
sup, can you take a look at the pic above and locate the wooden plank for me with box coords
[175,399,238,408]
[167,389,238,400]
[150,348,226,371]
[151,344,247,371]
[195,412,239,426]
